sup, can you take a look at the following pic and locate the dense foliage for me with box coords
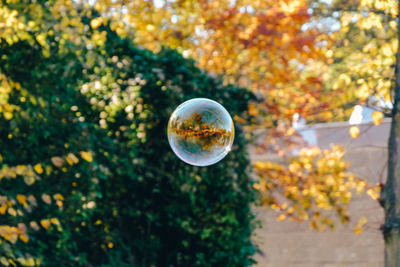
[1,0,390,265]
[0,5,256,266]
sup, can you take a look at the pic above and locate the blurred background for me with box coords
[0,0,396,266]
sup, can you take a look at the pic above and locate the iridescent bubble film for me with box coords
[167,98,235,166]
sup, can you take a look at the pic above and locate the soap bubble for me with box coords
[168,98,234,166]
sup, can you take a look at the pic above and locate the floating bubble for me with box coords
[167,98,234,166]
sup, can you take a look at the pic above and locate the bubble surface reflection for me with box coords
[167,98,234,166]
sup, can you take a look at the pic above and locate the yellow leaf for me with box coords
[50,218,60,226]
[356,180,367,194]
[0,205,6,214]
[15,165,26,175]
[233,115,246,123]
[40,219,51,230]
[382,44,392,57]
[354,226,363,234]
[354,216,367,235]
[33,163,43,174]
[108,242,114,248]
[252,183,261,190]
[349,126,360,139]
[65,157,72,166]
[25,258,35,267]
[80,151,93,162]
[285,127,295,136]
[0,226,18,244]
[16,194,27,205]
[51,157,64,167]
[356,84,370,99]
[35,33,47,46]
[55,200,63,207]
[358,216,367,225]
[66,153,79,165]
[3,112,13,120]
[19,234,29,243]
[372,110,383,126]
[8,259,16,267]
[8,208,17,216]
[17,257,34,266]
[367,186,380,200]
[2,167,16,178]
[90,18,103,29]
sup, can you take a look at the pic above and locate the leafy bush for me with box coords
[0,10,257,267]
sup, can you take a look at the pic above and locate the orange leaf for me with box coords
[0,205,6,214]
[277,214,286,221]
[354,226,363,235]
[19,234,29,243]
[53,193,64,201]
[285,127,295,136]
[16,194,27,206]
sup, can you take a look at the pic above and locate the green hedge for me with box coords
[0,14,257,267]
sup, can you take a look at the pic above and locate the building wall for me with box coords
[253,119,390,267]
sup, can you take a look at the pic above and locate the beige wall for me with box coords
[253,119,390,267]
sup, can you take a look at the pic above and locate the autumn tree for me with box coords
[310,0,396,118]
[91,0,347,125]
[309,0,400,265]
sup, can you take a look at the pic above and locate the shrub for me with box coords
[0,13,256,267]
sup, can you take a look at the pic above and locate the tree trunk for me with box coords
[381,1,400,266]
